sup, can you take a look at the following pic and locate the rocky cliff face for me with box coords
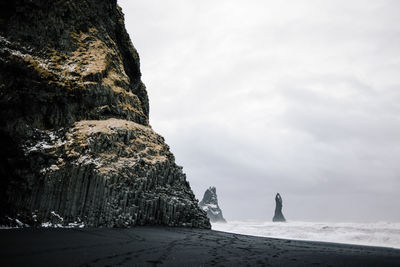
[0,0,210,228]
[199,187,226,223]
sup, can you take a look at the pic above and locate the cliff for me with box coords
[0,0,210,228]
[199,187,226,223]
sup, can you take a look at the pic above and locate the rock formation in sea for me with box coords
[272,193,286,222]
[199,187,226,223]
[0,0,210,228]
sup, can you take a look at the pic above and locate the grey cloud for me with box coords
[118,0,400,222]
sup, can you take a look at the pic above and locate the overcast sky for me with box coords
[118,0,400,222]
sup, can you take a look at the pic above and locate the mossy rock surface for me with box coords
[0,0,210,229]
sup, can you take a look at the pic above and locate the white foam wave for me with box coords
[212,220,400,249]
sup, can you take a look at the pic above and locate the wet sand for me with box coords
[1,227,399,266]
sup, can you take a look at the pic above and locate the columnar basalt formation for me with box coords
[272,193,286,222]
[199,187,226,223]
[0,0,210,228]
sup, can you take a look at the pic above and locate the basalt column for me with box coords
[0,0,210,228]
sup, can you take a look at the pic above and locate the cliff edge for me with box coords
[0,0,210,228]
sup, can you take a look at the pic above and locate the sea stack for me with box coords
[0,0,210,228]
[199,187,226,223]
[272,193,286,222]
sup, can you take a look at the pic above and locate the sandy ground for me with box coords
[1,227,399,266]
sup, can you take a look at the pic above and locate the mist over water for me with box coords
[212,221,400,249]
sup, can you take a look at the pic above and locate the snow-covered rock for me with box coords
[199,187,226,223]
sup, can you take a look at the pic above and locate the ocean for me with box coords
[212,220,400,249]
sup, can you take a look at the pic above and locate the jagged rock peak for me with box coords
[199,187,226,223]
[0,0,210,229]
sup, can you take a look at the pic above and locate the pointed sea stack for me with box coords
[199,187,226,223]
[0,0,210,228]
[272,193,286,222]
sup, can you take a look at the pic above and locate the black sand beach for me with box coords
[1,227,399,266]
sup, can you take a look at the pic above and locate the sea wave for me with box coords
[212,220,400,249]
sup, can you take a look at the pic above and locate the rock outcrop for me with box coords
[272,193,286,222]
[199,187,226,223]
[0,0,210,228]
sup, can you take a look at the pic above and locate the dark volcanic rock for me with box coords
[272,193,286,222]
[0,0,210,228]
[199,187,226,223]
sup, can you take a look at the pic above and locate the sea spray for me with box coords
[212,220,400,249]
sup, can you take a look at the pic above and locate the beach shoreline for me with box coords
[212,220,400,250]
[1,226,399,266]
